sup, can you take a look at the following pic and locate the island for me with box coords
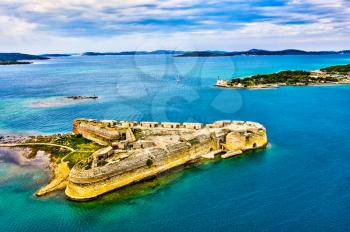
[40,54,72,57]
[0,119,268,201]
[215,64,350,89]
[176,49,350,57]
[66,96,98,100]
[0,53,49,65]
[83,50,183,56]
[0,60,33,65]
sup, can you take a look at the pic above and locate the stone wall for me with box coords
[73,118,265,131]
[66,136,217,200]
[224,129,267,151]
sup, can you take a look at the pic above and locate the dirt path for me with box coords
[0,143,75,152]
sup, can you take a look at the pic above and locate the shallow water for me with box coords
[1,54,350,231]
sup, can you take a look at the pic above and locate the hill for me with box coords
[0,53,49,61]
[176,49,350,57]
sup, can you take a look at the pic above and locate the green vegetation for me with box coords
[53,134,90,149]
[56,135,102,168]
[132,128,143,140]
[231,71,312,87]
[27,134,102,168]
[146,158,153,167]
[229,64,350,88]
[320,64,350,73]
[27,145,70,160]
[65,151,94,169]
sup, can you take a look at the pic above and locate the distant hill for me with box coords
[40,54,72,57]
[174,51,227,57]
[0,53,49,61]
[83,50,183,56]
[176,49,350,57]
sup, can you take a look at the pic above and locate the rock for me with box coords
[66,96,98,100]
[221,150,243,159]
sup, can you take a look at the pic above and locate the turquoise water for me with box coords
[1,54,350,231]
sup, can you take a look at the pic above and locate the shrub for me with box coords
[146,159,153,167]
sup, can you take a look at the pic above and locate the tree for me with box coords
[146,159,153,167]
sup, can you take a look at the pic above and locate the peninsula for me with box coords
[0,53,49,65]
[0,119,268,201]
[215,64,350,89]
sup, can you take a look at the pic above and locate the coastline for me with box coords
[0,134,72,197]
[216,80,350,89]
[215,64,350,89]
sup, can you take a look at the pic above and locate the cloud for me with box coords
[0,15,37,36]
[0,0,349,53]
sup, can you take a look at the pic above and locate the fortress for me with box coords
[65,119,268,200]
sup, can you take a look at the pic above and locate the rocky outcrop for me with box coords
[36,162,70,196]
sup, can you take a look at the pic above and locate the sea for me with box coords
[1,54,350,231]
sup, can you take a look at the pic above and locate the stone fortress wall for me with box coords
[66,119,268,200]
[73,118,265,133]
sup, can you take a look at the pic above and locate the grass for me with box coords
[27,134,103,168]
[64,142,103,169]
[54,134,94,150]
[64,151,94,169]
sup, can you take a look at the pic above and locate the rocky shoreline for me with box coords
[0,135,31,144]
[217,80,350,89]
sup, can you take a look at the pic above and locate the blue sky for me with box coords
[0,0,349,53]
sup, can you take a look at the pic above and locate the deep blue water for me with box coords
[1,54,350,231]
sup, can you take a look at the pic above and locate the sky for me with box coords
[0,0,349,53]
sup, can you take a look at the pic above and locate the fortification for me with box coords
[66,119,268,200]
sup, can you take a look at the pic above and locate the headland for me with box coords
[215,64,350,89]
[0,53,49,65]
[0,119,268,201]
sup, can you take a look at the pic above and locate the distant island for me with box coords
[0,53,49,65]
[0,60,33,65]
[40,54,72,57]
[2,50,350,61]
[215,64,350,89]
[177,49,350,57]
[83,50,184,56]
[0,53,49,60]
[83,49,350,57]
